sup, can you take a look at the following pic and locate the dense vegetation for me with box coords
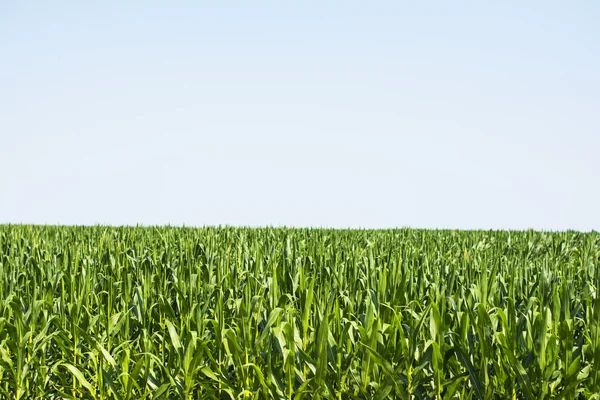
[0,225,598,399]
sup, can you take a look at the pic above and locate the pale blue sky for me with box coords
[1,2,598,230]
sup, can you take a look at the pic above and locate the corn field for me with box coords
[0,225,599,399]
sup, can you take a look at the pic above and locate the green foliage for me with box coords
[0,225,598,398]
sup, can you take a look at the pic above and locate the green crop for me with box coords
[0,225,598,399]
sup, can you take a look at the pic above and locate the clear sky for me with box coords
[1,2,598,231]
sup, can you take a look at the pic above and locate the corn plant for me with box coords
[0,225,598,398]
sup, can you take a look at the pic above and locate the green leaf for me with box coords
[63,363,95,395]
[454,344,484,400]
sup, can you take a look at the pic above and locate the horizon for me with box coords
[1,223,597,234]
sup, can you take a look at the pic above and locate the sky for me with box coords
[1,2,599,231]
